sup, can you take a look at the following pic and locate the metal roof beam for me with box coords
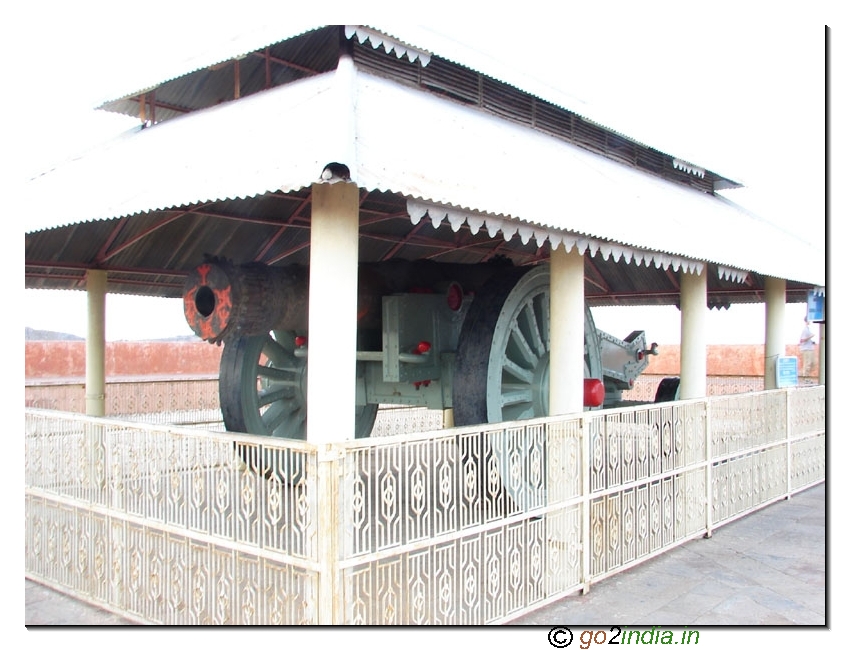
[125,95,190,118]
[266,241,311,265]
[185,209,310,229]
[94,217,130,264]
[96,211,191,263]
[358,210,413,226]
[665,268,681,291]
[257,189,369,263]
[248,50,322,76]
[255,196,312,263]
[380,219,428,261]
[27,271,184,293]
[476,239,510,263]
[584,256,611,293]
[26,260,187,278]
[360,232,458,251]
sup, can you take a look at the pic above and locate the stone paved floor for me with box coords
[25,580,133,626]
[510,483,826,626]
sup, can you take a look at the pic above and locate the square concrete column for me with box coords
[549,244,585,415]
[306,180,360,442]
[85,269,107,416]
[763,276,786,389]
[679,268,707,400]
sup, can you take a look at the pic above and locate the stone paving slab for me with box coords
[25,483,825,627]
[25,579,133,626]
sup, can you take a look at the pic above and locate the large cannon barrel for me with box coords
[183,260,309,343]
[184,258,514,343]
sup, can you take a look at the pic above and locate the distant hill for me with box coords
[25,327,200,343]
[25,327,84,341]
[115,335,201,343]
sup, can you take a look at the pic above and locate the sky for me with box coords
[10,2,838,345]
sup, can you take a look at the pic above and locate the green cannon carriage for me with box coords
[184,258,658,440]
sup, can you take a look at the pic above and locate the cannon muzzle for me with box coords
[183,260,309,343]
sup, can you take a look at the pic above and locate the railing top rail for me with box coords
[26,383,824,452]
[26,374,219,387]
[24,407,316,452]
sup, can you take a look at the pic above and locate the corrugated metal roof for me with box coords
[24,25,823,312]
[25,73,337,231]
[95,24,743,188]
[24,198,816,308]
[97,26,342,124]
[93,22,328,108]
[363,25,746,186]
[24,62,822,288]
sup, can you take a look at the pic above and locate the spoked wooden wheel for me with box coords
[452,265,602,511]
[453,265,602,427]
[219,329,377,439]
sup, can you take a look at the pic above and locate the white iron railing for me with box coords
[25,377,223,427]
[24,385,824,625]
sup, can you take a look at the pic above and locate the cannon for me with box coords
[184,258,658,440]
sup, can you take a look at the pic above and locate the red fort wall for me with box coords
[24,341,818,380]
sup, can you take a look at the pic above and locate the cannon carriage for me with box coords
[184,257,658,440]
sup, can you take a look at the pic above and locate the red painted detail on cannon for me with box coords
[183,263,234,342]
[583,378,605,407]
[446,282,464,311]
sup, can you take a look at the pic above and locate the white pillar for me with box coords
[763,276,786,390]
[306,180,360,442]
[549,245,585,415]
[85,269,107,416]
[679,268,707,400]
[818,321,825,385]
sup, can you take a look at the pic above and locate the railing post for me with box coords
[317,443,343,624]
[704,398,713,538]
[580,412,591,594]
[785,389,792,499]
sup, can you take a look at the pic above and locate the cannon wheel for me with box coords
[219,329,378,439]
[453,265,603,427]
[654,377,681,402]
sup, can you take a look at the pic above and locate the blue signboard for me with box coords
[807,289,825,323]
[776,356,798,388]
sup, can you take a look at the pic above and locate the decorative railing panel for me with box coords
[790,432,826,492]
[789,387,827,437]
[26,378,222,426]
[711,446,788,525]
[588,402,706,494]
[25,412,321,625]
[710,390,787,458]
[621,375,766,402]
[544,418,583,504]
[371,406,446,437]
[26,384,824,625]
